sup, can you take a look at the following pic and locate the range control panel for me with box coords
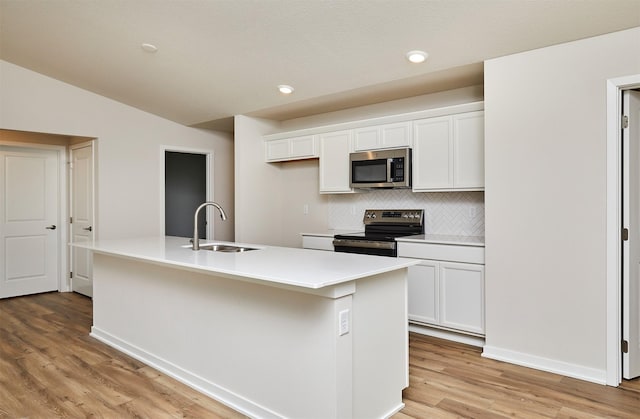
[362,209,424,225]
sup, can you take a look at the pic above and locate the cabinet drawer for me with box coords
[302,236,334,251]
[398,242,484,264]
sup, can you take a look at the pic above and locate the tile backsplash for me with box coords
[328,190,485,237]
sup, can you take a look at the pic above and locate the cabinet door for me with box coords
[439,262,484,334]
[453,111,484,189]
[290,135,317,159]
[412,116,453,190]
[319,130,354,193]
[381,122,412,149]
[265,139,290,161]
[353,126,380,151]
[354,122,411,151]
[265,135,317,162]
[407,261,439,324]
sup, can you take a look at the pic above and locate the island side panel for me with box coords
[353,269,409,418]
[91,253,354,419]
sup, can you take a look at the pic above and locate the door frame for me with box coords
[0,140,69,293]
[606,74,640,386]
[159,145,214,238]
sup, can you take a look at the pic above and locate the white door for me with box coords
[0,146,60,298]
[623,90,640,379]
[70,143,94,297]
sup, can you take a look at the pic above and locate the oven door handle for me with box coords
[332,239,396,250]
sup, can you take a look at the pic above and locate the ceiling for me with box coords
[1,1,639,132]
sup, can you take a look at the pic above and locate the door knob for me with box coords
[83,226,93,232]
[46,225,57,230]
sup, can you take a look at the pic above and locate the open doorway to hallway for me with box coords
[163,149,212,240]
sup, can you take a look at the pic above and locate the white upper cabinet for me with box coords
[453,112,485,189]
[412,116,453,189]
[412,111,484,192]
[353,122,412,151]
[319,130,354,194]
[263,102,483,193]
[265,135,318,162]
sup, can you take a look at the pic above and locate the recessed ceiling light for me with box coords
[278,85,294,95]
[141,43,158,53]
[406,50,428,63]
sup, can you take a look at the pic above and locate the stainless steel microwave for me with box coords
[349,147,411,189]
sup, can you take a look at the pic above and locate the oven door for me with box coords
[333,238,397,257]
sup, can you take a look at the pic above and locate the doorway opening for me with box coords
[162,148,213,240]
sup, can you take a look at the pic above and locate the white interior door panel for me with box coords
[0,146,59,298]
[70,143,94,297]
[623,90,640,380]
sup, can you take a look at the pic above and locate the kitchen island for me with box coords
[73,236,418,419]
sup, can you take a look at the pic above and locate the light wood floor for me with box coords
[1,292,638,418]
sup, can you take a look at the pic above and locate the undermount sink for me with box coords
[197,243,258,253]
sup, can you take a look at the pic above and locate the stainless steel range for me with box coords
[333,209,424,257]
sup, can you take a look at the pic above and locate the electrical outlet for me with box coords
[339,309,350,336]
[303,204,309,215]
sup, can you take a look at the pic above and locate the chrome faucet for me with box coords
[192,202,227,250]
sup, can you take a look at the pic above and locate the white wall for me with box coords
[0,60,234,241]
[234,115,329,247]
[484,27,640,383]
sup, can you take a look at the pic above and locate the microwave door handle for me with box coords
[388,158,394,182]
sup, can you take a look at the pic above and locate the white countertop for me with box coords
[73,236,418,290]
[396,234,485,246]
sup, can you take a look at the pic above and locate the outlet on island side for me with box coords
[339,309,350,336]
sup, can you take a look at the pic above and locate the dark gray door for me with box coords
[165,151,207,238]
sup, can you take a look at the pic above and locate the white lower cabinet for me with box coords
[407,260,484,335]
[301,235,334,251]
[438,262,484,335]
[400,241,485,336]
[407,261,439,324]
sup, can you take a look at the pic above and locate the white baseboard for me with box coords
[482,345,607,385]
[381,402,405,419]
[408,323,485,347]
[90,326,283,419]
